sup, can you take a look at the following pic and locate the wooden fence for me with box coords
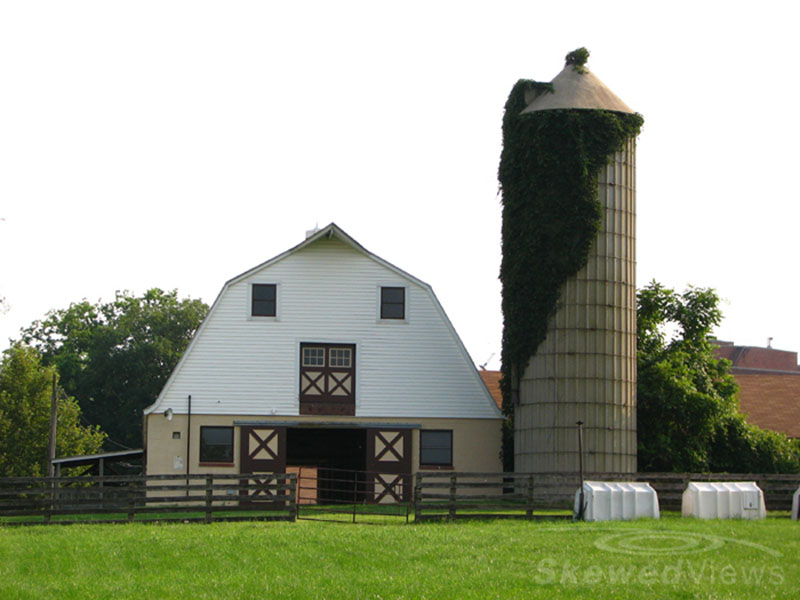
[413,472,572,521]
[2,470,797,525]
[0,473,297,525]
[414,471,800,519]
[632,472,799,511]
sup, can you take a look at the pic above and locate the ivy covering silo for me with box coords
[499,48,643,473]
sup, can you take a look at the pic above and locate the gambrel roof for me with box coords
[145,223,501,419]
[225,223,431,294]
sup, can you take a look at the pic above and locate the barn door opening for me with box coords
[239,425,286,505]
[365,428,412,503]
[287,428,366,504]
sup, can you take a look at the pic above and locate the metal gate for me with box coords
[295,466,411,523]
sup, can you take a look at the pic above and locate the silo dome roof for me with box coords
[521,62,634,114]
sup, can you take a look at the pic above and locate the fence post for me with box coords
[127,479,136,522]
[526,474,534,519]
[205,476,213,523]
[288,474,297,522]
[414,472,422,522]
[44,478,53,524]
[448,474,457,520]
[352,472,358,524]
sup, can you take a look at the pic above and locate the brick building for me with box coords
[713,341,800,439]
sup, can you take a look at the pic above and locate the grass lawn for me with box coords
[1,513,797,599]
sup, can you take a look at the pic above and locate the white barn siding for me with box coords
[148,236,499,420]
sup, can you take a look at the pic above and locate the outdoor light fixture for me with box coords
[164,408,173,421]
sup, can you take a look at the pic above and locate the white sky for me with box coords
[2,1,799,371]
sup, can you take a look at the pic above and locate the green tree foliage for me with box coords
[637,281,800,473]
[20,289,208,449]
[0,345,105,476]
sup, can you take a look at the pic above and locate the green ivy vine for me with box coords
[498,50,643,469]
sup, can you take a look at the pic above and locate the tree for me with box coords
[20,289,209,449]
[0,345,105,477]
[637,281,800,473]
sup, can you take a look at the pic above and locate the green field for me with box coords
[1,514,797,599]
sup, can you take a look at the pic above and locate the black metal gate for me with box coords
[294,467,411,523]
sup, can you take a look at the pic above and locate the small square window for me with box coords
[420,430,452,466]
[252,284,276,317]
[381,287,405,320]
[199,426,233,463]
[172,431,181,440]
[329,347,352,368]
[303,347,325,367]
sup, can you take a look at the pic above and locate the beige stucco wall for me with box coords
[146,413,502,476]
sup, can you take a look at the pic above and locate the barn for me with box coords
[143,223,502,503]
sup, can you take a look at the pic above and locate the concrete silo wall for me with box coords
[515,138,637,474]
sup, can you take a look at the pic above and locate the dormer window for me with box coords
[252,284,277,317]
[380,287,405,320]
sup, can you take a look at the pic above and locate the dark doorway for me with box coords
[286,428,366,503]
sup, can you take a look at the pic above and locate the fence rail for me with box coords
[414,472,572,521]
[2,470,797,525]
[0,473,297,525]
[510,472,800,511]
[413,471,800,520]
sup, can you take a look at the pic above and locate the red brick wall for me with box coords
[736,373,800,438]
[714,345,800,371]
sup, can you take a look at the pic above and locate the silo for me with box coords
[500,50,640,474]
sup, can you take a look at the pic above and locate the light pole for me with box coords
[576,420,586,521]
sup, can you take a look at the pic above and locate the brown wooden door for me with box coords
[365,428,412,503]
[239,425,286,504]
[299,343,356,416]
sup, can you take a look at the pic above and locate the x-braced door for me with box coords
[239,425,286,505]
[365,428,411,503]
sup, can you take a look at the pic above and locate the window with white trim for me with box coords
[251,283,277,317]
[380,286,405,320]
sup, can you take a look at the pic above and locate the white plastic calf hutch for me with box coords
[681,482,766,520]
[573,481,660,522]
[792,485,799,521]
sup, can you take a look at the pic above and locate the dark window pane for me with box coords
[200,426,233,462]
[303,347,325,367]
[381,287,405,319]
[420,430,452,466]
[329,348,352,367]
[252,284,277,317]
[381,287,404,304]
[203,427,232,445]
[253,284,276,301]
[422,447,451,465]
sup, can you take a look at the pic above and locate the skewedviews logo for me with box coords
[533,529,784,587]
[594,530,782,557]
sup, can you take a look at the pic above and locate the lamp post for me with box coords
[576,420,586,521]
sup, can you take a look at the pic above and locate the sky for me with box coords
[1,1,799,371]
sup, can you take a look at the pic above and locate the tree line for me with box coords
[1,283,799,477]
[1,289,208,476]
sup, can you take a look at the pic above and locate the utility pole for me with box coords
[47,373,58,477]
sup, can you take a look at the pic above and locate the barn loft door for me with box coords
[365,428,412,503]
[239,425,287,504]
[299,343,356,416]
